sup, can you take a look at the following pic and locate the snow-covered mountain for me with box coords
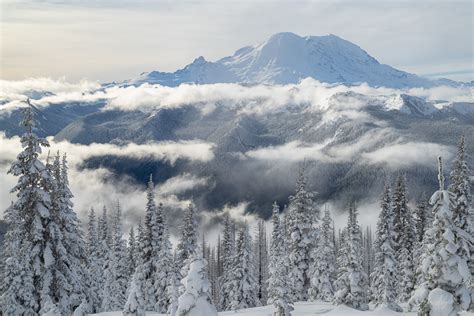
[128,32,456,88]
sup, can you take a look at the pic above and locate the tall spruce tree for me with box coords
[154,223,177,313]
[287,170,315,301]
[102,202,128,310]
[362,226,374,295]
[334,203,368,310]
[218,214,235,311]
[127,226,138,276]
[4,103,63,313]
[124,175,168,313]
[230,223,259,310]
[254,219,269,305]
[413,193,431,285]
[409,157,471,314]
[309,208,336,302]
[101,203,127,311]
[54,153,87,314]
[392,175,416,302]
[448,136,473,309]
[1,203,37,314]
[267,202,293,316]
[176,203,198,280]
[370,184,401,311]
[86,207,102,312]
[414,193,430,245]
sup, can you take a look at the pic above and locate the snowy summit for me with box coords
[128,32,456,88]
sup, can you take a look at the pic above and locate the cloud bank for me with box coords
[1,78,473,117]
[0,133,215,223]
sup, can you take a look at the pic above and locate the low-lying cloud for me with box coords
[0,133,215,221]
[1,78,473,117]
[361,142,453,169]
[243,132,454,170]
[0,133,215,166]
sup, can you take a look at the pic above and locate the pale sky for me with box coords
[1,0,473,82]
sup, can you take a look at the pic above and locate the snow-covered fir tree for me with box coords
[167,253,181,316]
[230,223,259,310]
[334,203,369,310]
[309,207,336,302]
[127,226,138,276]
[208,246,219,304]
[218,214,235,311]
[287,170,316,301]
[86,207,103,312]
[176,203,199,280]
[254,219,269,305]
[123,220,147,316]
[4,103,70,314]
[392,175,416,302]
[267,202,293,316]
[1,203,37,315]
[52,153,87,314]
[370,184,401,311]
[123,272,146,316]
[102,202,128,311]
[413,193,431,285]
[153,223,178,313]
[414,193,430,245]
[175,255,218,316]
[448,136,473,310]
[124,175,168,313]
[409,157,471,315]
[362,226,374,295]
[98,205,111,303]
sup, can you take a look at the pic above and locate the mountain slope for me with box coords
[128,32,452,88]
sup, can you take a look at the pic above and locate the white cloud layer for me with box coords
[1,78,472,117]
[0,133,215,221]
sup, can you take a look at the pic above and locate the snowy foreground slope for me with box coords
[90,301,474,316]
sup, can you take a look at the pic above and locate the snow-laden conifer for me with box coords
[409,157,472,314]
[153,224,177,313]
[175,256,218,316]
[6,103,60,313]
[127,226,138,276]
[86,207,102,312]
[51,153,87,313]
[230,223,260,310]
[218,214,235,311]
[1,203,37,315]
[267,202,293,316]
[448,136,473,310]
[176,203,199,281]
[370,184,401,311]
[334,203,368,310]
[254,219,269,305]
[392,175,416,302]
[287,170,315,301]
[309,207,336,302]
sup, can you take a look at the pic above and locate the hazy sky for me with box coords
[1,0,472,82]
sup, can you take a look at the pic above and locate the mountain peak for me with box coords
[191,56,207,65]
[129,32,440,88]
[267,32,302,43]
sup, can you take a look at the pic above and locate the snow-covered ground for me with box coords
[89,301,474,315]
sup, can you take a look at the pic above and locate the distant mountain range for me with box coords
[126,32,460,88]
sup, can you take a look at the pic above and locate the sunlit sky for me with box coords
[1,0,473,82]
